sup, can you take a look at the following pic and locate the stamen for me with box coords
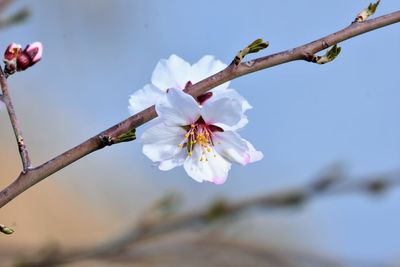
[178,116,223,160]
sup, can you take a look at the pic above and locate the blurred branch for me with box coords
[0,0,13,13]
[15,168,400,266]
[0,7,29,29]
[0,66,32,171]
[0,9,399,209]
[0,0,29,28]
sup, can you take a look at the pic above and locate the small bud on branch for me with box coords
[310,44,342,64]
[232,38,269,65]
[353,0,381,23]
[0,224,14,235]
[3,41,43,75]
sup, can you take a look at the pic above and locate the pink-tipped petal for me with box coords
[24,42,43,63]
[213,177,227,185]
[213,131,262,165]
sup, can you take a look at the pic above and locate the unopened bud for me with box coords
[3,41,43,75]
[3,43,22,74]
[24,42,43,65]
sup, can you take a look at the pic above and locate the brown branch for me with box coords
[0,10,399,208]
[0,67,32,171]
[15,168,400,266]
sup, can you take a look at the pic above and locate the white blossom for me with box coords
[141,88,262,184]
[128,54,252,124]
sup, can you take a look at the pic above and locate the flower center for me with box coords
[178,117,223,161]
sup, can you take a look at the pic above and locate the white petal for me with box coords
[213,131,263,165]
[141,123,186,162]
[184,146,231,184]
[158,149,187,171]
[207,89,252,131]
[244,140,264,163]
[156,88,200,126]
[151,54,191,91]
[190,55,230,91]
[128,84,164,115]
[201,96,242,127]
[211,88,252,112]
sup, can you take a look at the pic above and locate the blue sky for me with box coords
[1,0,399,263]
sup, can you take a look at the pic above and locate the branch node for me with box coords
[99,135,114,146]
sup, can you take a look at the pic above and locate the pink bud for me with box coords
[23,42,43,64]
[3,42,43,75]
[4,43,22,61]
[3,43,22,74]
[16,53,31,71]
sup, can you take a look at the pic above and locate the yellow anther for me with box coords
[177,144,183,148]
[188,151,193,157]
[185,133,189,138]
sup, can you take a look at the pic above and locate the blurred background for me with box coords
[0,0,399,266]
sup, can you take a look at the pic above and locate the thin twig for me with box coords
[0,66,32,171]
[15,168,400,266]
[0,10,399,208]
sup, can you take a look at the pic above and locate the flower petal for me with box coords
[211,88,252,112]
[213,131,263,165]
[158,149,187,171]
[244,139,264,163]
[128,84,164,115]
[209,89,252,130]
[141,123,186,162]
[190,55,230,91]
[156,88,200,126]
[184,146,231,183]
[151,54,191,91]
[201,96,242,127]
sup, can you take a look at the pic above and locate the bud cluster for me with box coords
[3,42,43,75]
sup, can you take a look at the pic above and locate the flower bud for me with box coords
[3,41,43,75]
[23,42,43,65]
[3,43,22,74]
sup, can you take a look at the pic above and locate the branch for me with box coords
[15,168,400,266]
[0,67,32,171]
[0,10,399,208]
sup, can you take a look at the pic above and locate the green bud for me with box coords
[354,0,380,23]
[0,224,14,235]
[314,44,341,64]
[233,38,269,65]
[115,128,136,143]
